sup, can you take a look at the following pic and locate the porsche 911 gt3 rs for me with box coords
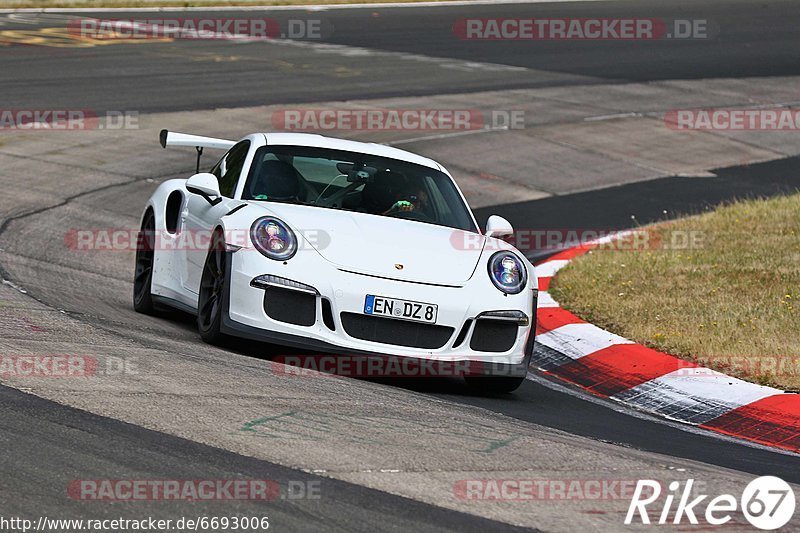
[134,130,537,392]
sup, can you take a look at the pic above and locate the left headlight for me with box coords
[487,251,527,294]
[250,217,297,261]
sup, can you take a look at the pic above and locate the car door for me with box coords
[181,140,250,294]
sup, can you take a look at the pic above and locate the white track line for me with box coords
[533,259,569,278]
[524,371,799,457]
[536,322,632,361]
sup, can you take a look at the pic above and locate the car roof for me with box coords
[261,133,443,171]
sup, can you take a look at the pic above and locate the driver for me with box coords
[383,182,429,215]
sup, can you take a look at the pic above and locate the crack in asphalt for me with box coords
[0,162,187,284]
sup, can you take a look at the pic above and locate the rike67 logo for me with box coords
[626,476,795,530]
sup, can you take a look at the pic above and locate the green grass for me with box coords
[550,193,800,391]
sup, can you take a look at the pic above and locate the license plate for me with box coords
[364,294,438,324]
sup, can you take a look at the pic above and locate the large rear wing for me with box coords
[159,129,236,172]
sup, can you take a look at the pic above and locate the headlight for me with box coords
[487,251,527,294]
[250,217,297,261]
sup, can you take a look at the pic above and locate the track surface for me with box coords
[1,0,799,530]
[0,385,531,532]
[474,154,800,253]
[1,0,800,111]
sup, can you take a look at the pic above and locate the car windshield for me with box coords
[241,145,478,233]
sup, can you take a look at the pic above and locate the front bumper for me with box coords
[220,249,537,375]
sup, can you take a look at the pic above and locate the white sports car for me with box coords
[135,130,537,392]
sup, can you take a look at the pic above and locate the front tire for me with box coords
[464,375,526,394]
[133,210,156,315]
[197,230,227,345]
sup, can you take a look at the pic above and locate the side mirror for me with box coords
[485,215,514,238]
[186,173,222,205]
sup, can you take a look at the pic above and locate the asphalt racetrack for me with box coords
[1,0,800,111]
[0,0,798,531]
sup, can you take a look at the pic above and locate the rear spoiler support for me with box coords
[159,129,236,173]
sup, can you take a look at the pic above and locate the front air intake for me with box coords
[340,313,454,349]
[469,319,518,353]
[264,287,316,327]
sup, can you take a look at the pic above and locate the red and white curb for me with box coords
[532,242,800,454]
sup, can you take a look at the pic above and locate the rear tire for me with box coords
[197,230,228,346]
[133,210,156,315]
[464,375,526,394]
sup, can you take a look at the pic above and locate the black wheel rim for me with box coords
[198,234,225,331]
[133,213,155,305]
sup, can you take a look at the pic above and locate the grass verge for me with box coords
[549,193,800,391]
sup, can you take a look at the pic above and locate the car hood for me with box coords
[251,202,485,285]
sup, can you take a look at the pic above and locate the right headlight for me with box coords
[250,217,297,261]
[487,251,527,294]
